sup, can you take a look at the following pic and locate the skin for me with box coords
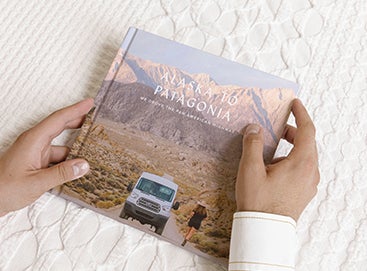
[0,98,318,222]
[0,99,94,217]
[184,211,198,241]
[183,208,207,242]
[236,99,320,221]
[184,227,197,241]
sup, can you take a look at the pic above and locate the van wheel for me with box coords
[119,209,128,219]
[155,226,164,235]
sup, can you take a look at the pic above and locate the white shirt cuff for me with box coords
[229,211,297,271]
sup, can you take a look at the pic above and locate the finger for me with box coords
[292,99,316,141]
[30,98,94,143]
[282,124,297,144]
[32,159,90,191]
[49,146,70,164]
[239,124,266,173]
[66,114,88,130]
[289,99,317,159]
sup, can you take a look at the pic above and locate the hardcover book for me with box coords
[53,27,298,265]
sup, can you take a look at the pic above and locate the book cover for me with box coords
[53,27,298,265]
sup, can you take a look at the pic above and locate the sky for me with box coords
[121,27,298,92]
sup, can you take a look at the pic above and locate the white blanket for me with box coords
[0,0,366,270]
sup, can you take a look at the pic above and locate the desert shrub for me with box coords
[95,183,104,190]
[192,234,229,258]
[107,178,123,189]
[99,192,114,201]
[216,247,229,258]
[121,172,128,177]
[77,181,96,193]
[204,228,228,239]
[204,242,229,258]
[113,197,125,205]
[190,235,201,243]
[187,229,230,258]
[74,187,86,196]
[129,164,139,173]
[96,200,114,209]
[175,214,187,225]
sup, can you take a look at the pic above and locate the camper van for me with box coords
[120,172,180,235]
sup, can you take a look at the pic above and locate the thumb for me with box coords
[34,159,90,190]
[239,124,266,173]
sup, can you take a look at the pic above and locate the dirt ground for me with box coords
[60,114,238,260]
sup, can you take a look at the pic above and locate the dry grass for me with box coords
[60,111,238,259]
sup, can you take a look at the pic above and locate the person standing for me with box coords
[181,203,207,247]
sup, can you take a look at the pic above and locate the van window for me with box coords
[136,178,175,202]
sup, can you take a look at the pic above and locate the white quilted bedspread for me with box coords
[0,1,366,270]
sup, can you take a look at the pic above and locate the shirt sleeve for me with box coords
[228,211,297,271]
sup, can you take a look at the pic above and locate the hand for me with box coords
[236,99,319,221]
[0,99,94,217]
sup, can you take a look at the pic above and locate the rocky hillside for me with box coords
[96,81,242,161]
[96,51,295,162]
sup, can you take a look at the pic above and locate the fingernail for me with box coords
[245,124,260,135]
[72,162,89,177]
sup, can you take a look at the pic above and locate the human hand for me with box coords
[236,99,319,221]
[0,99,94,217]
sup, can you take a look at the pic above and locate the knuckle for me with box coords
[16,129,34,143]
[243,134,262,145]
[302,154,318,172]
[57,164,69,182]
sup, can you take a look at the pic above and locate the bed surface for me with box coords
[0,0,366,270]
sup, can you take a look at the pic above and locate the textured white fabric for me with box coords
[229,212,296,271]
[0,0,366,270]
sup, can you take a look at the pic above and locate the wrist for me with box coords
[236,202,301,222]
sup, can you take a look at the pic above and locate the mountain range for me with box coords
[96,51,295,162]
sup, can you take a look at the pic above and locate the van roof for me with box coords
[140,172,178,190]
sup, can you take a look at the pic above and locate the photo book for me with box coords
[53,27,298,265]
